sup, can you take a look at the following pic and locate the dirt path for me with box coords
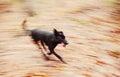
[0,0,120,77]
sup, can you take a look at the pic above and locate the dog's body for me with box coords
[22,20,68,63]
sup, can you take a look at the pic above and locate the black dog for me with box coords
[22,19,68,63]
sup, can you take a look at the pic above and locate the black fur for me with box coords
[22,20,68,63]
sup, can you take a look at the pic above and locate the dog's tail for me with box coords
[22,19,28,30]
[22,19,31,35]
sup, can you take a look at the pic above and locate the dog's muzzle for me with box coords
[61,40,68,47]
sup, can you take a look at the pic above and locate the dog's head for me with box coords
[53,29,68,47]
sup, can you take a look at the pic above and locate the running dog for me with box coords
[22,19,68,63]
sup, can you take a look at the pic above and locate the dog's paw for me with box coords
[60,59,67,64]
[62,61,67,64]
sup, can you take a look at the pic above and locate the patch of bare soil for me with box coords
[0,0,120,77]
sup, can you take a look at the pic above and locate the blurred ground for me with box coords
[0,0,120,77]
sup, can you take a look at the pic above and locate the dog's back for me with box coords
[31,29,54,45]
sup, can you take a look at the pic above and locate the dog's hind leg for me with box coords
[41,41,47,51]
[33,40,49,60]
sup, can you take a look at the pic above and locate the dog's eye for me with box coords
[59,33,62,35]
[57,35,65,39]
[59,33,62,36]
[58,32,63,35]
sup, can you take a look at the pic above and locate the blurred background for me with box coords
[0,0,120,77]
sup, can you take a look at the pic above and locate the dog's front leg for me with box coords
[47,46,54,55]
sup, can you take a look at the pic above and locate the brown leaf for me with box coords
[96,60,107,65]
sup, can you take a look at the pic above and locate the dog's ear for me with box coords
[53,28,58,37]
